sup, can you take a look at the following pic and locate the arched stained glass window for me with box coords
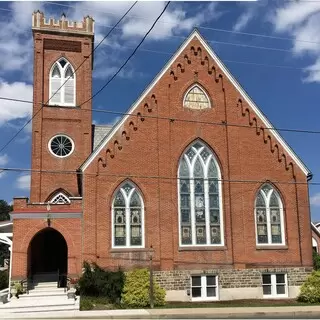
[178,140,223,246]
[255,184,285,245]
[184,85,210,110]
[112,182,144,248]
[50,192,70,204]
[49,58,76,106]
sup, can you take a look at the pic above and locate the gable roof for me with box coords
[80,29,311,176]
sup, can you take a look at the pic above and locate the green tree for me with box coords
[0,200,12,221]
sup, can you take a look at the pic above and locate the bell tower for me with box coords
[30,11,95,202]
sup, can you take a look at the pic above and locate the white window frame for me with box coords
[111,182,145,249]
[183,84,211,110]
[177,141,224,247]
[49,58,76,107]
[262,273,288,298]
[190,275,219,301]
[48,134,75,158]
[50,192,71,204]
[254,184,285,246]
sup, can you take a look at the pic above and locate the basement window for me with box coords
[191,275,218,301]
[262,273,288,298]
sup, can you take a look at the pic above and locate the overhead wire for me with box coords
[1,96,320,135]
[0,1,139,154]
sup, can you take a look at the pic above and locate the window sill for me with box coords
[110,248,151,253]
[256,245,288,250]
[179,246,226,252]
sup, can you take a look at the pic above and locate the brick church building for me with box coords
[10,11,314,301]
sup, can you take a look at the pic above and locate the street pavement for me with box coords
[2,305,320,319]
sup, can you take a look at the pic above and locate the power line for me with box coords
[78,1,171,108]
[0,166,318,186]
[1,96,320,136]
[0,1,138,155]
[45,1,320,46]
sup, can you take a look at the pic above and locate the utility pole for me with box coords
[149,245,154,308]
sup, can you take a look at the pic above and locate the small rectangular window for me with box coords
[191,275,218,301]
[262,273,287,298]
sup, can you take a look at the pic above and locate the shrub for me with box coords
[313,251,320,271]
[298,271,320,303]
[0,270,8,290]
[121,268,166,308]
[78,261,125,304]
[80,297,94,311]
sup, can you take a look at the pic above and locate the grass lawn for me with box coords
[80,296,315,311]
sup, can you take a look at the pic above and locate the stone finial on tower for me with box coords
[32,11,94,36]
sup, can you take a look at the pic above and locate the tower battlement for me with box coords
[32,10,94,36]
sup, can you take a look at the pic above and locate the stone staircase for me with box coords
[0,273,79,314]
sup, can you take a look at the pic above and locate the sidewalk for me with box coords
[3,305,320,319]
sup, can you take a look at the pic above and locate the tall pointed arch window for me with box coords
[255,184,285,245]
[178,140,223,246]
[49,58,76,106]
[184,84,211,110]
[112,182,144,248]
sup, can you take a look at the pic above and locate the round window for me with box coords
[49,135,74,158]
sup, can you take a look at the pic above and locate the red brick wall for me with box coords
[82,37,313,271]
[11,218,81,280]
[30,30,93,202]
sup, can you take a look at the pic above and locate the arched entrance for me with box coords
[28,228,67,283]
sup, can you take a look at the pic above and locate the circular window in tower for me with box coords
[49,135,74,158]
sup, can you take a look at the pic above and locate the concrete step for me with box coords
[28,282,58,289]
[19,291,67,298]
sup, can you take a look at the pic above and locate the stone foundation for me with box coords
[154,267,312,301]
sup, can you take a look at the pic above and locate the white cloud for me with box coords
[271,1,320,83]
[233,10,254,32]
[16,174,30,190]
[0,80,33,125]
[0,154,9,166]
[311,192,320,207]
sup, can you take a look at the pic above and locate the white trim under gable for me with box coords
[80,30,310,176]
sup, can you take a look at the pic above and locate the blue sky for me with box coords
[1,1,320,220]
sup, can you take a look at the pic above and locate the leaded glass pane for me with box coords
[196,226,206,244]
[52,65,61,78]
[180,179,190,193]
[65,66,74,78]
[181,226,192,244]
[210,226,221,244]
[59,59,67,68]
[186,148,196,161]
[179,158,189,177]
[114,226,126,246]
[181,209,190,223]
[130,225,141,246]
[270,192,279,207]
[270,209,280,223]
[257,224,268,243]
[209,179,218,193]
[200,148,210,162]
[195,209,205,223]
[210,209,220,223]
[194,180,204,193]
[256,209,267,223]
[208,160,218,178]
[193,142,203,150]
[130,208,141,224]
[114,191,125,207]
[180,195,190,209]
[256,193,266,207]
[262,184,272,195]
[271,224,281,243]
[130,192,141,207]
[194,159,204,178]
[122,183,132,195]
[115,208,125,224]
[209,195,219,208]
